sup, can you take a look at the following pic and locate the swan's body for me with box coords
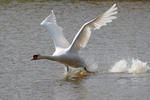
[32,4,118,72]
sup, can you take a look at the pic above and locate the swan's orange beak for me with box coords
[31,56,36,61]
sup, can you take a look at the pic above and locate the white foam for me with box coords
[109,59,128,73]
[128,59,150,74]
[109,58,150,74]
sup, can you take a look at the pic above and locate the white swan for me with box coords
[31,4,118,72]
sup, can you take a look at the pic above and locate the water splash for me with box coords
[64,69,88,79]
[109,59,128,73]
[88,63,99,72]
[128,59,150,74]
[109,58,150,74]
[85,55,99,72]
[63,62,98,79]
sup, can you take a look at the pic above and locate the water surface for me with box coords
[0,1,150,100]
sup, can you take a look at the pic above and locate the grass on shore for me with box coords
[1,0,150,4]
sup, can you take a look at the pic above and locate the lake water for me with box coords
[0,1,150,100]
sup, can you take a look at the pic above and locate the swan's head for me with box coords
[31,54,41,60]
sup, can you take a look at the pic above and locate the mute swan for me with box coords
[31,4,118,73]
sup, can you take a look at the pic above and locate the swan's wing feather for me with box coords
[90,4,117,30]
[69,4,117,52]
[41,10,70,50]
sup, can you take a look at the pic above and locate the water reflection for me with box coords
[62,76,87,100]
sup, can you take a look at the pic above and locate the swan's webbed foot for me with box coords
[84,67,96,73]
[84,67,90,73]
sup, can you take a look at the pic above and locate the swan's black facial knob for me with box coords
[31,55,38,60]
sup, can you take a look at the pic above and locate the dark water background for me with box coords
[0,1,150,100]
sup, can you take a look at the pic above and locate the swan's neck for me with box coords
[38,55,57,61]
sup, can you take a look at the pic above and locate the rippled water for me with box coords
[0,1,150,100]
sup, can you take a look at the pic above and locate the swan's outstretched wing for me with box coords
[41,10,70,50]
[69,4,117,52]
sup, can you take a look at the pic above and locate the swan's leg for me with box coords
[65,65,69,72]
[64,65,70,79]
